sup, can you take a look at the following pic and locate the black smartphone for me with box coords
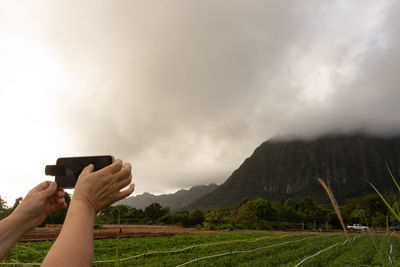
[45,155,113,188]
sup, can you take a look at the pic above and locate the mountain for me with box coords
[116,184,218,210]
[185,134,400,209]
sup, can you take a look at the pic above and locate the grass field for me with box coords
[3,231,400,266]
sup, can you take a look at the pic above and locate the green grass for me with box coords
[3,232,399,266]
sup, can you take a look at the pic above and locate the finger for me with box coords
[98,159,123,175]
[122,162,132,172]
[117,174,132,190]
[55,190,65,199]
[80,164,94,177]
[112,164,132,182]
[40,182,58,198]
[116,184,135,200]
[30,181,53,193]
[50,195,66,210]
[49,195,59,206]
[57,197,67,207]
[56,190,64,198]
[51,189,64,201]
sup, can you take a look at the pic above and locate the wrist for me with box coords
[69,198,97,219]
[8,212,36,234]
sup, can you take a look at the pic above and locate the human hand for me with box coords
[12,181,67,229]
[72,159,134,215]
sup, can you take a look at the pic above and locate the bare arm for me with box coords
[42,159,134,267]
[0,182,66,260]
[0,212,34,259]
[41,200,96,266]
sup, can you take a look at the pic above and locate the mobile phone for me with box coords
[45,155,113,188]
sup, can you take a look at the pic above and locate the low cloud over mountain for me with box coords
[1,1,399,200]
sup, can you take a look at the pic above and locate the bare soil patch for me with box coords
[21,224,213,241]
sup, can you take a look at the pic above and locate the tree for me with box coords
[144,203,168,223]
[372,212,386,227]
[279,205,297,222]
[253,198,273,220]
[161,211,189,225]
[189,210,205,226]
[284,198,298,210]
[205,209,222,226]
[11,197,22,210]
[240,198,249,206]
[297,196,316,223]
[365,195,386,217]
[109,205,131,224]
[350,209,366,224]
[327,210,340,227]
[127,207,145,224]
[236,202,257,229]
[0,195,8,219]
[314,206,328,224]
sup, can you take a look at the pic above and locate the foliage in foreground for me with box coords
[3,232,400,266]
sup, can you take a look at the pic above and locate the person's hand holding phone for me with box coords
[0,182,66,261]
[42,158,134,266]
[12,181,67,230]
[72,159,134,214]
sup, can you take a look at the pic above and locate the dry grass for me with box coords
[317,178,351,242]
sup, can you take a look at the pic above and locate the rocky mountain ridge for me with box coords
[185,134,400,209]
[116,183,218,210]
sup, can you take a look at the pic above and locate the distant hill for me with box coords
[185,134,400,210]
[116,184,218,210]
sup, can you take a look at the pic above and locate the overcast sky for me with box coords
[1,0,399,204]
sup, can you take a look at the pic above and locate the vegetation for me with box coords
[0,193,71,225]
[0,196,22,220]
[93,193,396,230]
[3,232,398,266]
[370,162,400,223]
[2,190,395,231]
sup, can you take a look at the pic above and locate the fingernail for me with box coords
[52,182,57,187]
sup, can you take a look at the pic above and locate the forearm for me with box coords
[0,214,34,260]
[42,200,95,267]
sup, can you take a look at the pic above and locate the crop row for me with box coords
[3,232,398,266]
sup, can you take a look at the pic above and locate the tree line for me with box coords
[1,193,396,230]
[95,194,395,230]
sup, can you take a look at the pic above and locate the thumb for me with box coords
[41,182,58,198]
[80,164,94,177]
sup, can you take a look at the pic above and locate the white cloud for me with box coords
[0,0,398,203]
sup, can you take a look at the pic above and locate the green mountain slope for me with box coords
[185,134,400,209]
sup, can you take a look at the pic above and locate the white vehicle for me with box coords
[346,224,369,231]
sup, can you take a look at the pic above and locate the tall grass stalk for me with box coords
[369,162,400,222]
[369,162,400,267]
[318,178,361,266]
[317,178,351,241]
